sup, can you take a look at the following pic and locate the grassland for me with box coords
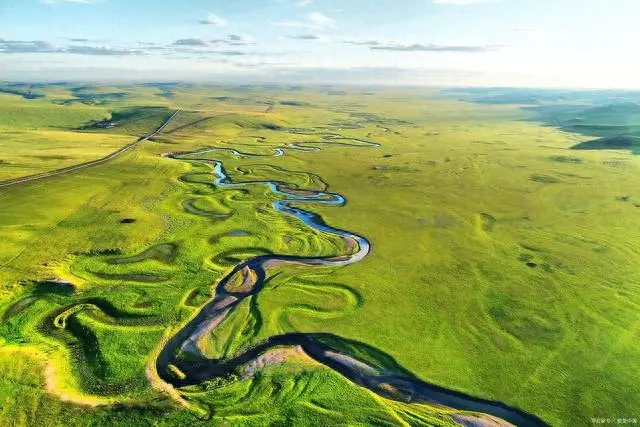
[0,90,174,181]
[0,84,638,426]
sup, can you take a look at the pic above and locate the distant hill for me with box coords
[444,87,640,106]
[80,106,173,136]
[572,133,640,151]
[563,123,640,137]
[445,88,640,153]
[0,84,45,99]
[563,102,640,126]
[522,99,640,146]
[472,94,544,105]
[444,88,569,105]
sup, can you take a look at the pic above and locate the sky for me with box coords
[0,0,638,88]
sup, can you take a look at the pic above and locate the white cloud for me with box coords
[274,12,335,29]
[232,34,253,41]
[0,38,141,55]
[433,0,496,4]
[226,34,254,45]
[42,0,102,3]
[307,12,334,27]
[285,34,332,42]
[298,0,314,6]
[343,39,496,53]
[199,13,228,26]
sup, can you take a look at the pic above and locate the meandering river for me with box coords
[156,146,547,427]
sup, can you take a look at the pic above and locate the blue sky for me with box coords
[0,0,637,87]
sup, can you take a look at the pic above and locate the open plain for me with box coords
[0,84,639,426]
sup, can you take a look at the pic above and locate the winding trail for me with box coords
[0,109,181,189]
[156,144,548,427]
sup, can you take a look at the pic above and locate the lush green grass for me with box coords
[0,84,638,426]
[0,94,173,181]
[0,129,131,181]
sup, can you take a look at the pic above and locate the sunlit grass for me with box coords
[0,84,638,426]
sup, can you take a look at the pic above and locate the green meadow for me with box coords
[0,84,638,426]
